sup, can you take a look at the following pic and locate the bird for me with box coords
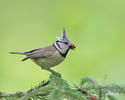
[10,29,76,74]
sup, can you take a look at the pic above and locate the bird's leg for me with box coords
[41,66,56,74]
[46,68,61,77]
[46,68,57,74]
[41,66,61,77]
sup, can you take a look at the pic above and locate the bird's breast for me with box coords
[32,51,65,68]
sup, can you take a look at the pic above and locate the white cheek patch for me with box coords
[54,42,69,54]
[54,42,62,51]
[60,43,69,54]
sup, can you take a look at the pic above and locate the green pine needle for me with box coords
[0,73,125,100]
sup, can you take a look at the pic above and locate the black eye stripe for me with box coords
[64,42,68,44]
[56,41,68,44]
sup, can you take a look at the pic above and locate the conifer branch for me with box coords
[0,73,125,100]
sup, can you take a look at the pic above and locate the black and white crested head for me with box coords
[53,28,76,57]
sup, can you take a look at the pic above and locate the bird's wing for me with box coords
[25,46,57,59]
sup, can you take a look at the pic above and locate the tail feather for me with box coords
[21,57,29,61]
[9,52,29,61]
[9,52,25,55]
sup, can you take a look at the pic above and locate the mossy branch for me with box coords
[0,73,125,100]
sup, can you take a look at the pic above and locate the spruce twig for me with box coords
[0,73,125,100]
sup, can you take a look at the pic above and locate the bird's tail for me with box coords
[9,52,29,61]
[9,52,25,55]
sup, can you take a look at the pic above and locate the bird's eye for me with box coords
[64,42,68,44]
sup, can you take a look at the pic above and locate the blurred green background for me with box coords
[0,0,125,99]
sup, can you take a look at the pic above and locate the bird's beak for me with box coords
[69,43,76,49]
